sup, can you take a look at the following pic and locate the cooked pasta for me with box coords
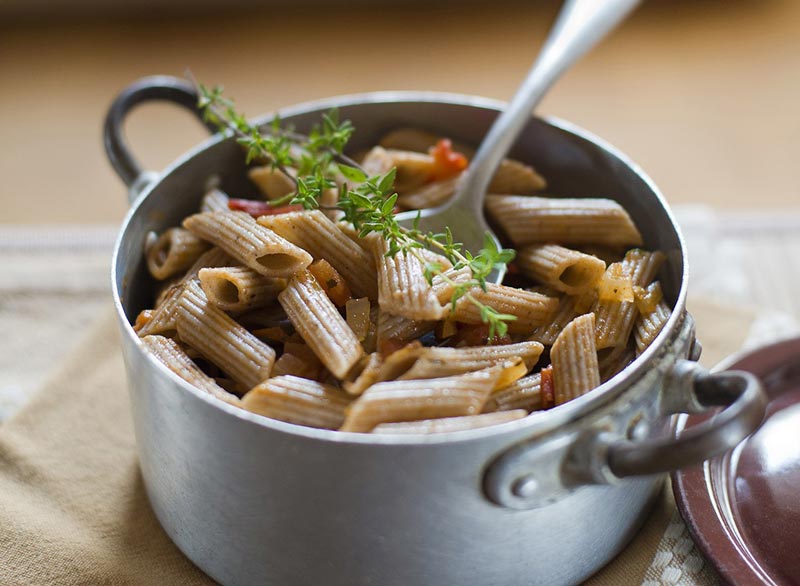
[516,244,606,295]
[145,227,209,281]
[132,121,670,435]
[486,195,643,248]
[258,210,378,299]
[372,410,527,434]
[551,313,601,405]
[183,210,313,277]
[176,280,276,390]
[279,270,364,378]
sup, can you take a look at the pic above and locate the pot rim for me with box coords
[111,90,689,446]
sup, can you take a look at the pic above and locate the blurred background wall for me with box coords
[0,0,797,224]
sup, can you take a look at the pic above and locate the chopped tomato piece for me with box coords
[228,198,303,218]
[308,259,352,307]
[540,365,555,409]
[429,138,468,181]
[251,326,289,343]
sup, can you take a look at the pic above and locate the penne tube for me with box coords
[258,210,378,299]
[200,188,231,213]
[598,344,636,383]
[516,244,606,295]
[398,341,543,380]
[486,195,643,248]
[367,234,446,321]
[141,335,240,405]
[242,375,351,430]
[199,266,285,313]
[452,283,558,334]
[483,373,544,413]
[551,313,601,406]
[340,365,505,432]
[634,300,671,355]
[343,352,383,396]
[183,211,312,278]
[278,270,364,378]
[376,311,435,349]
[176,281,275,390]
[398,176,458,210]
[594,250,665,349]
[528,295,580,346]
[488,159,547,195]
[371,410,527,434]
[361,146,436,193]
[145,227,209,281]
[248,165,296,200]
[137,247,232,337]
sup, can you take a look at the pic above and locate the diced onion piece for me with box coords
[308,259,352,306]
[633,281,664,314]
[435,318,458,340]
[597,263,634,302]
[494,359,529,390]
[346,297,371,341]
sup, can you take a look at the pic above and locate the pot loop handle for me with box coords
[484,359,766,510]
[103,75,219,204]
[606,361,765,477]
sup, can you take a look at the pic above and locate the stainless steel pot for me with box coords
[105,76,767,586]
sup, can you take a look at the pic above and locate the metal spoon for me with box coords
[394,0,641,283]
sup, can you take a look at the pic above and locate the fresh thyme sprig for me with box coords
[194,80,517,338]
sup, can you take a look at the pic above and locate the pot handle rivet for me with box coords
[103,75,219,204]
[511,476,539,498]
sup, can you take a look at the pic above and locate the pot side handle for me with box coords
[103,75,219,203]
[606,361,766,477]
[484,359,767,510]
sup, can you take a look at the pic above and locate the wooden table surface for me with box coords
[1,0,798,224]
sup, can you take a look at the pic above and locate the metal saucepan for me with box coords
[105,75,767,586]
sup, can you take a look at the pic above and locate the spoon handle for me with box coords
[455,0,641,217]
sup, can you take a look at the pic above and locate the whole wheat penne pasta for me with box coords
[145,227,209,281]
[594,250,665,349]
[248,165,296,200]
[198,267,285,313]
[183,211,312,277]
[516,244,606,295]
[361,146,437,193]
[377,311,435,349]
[176,281,275,390]
[242,375,351,429]
[551,313,601,405]
[367,234,446,321]
[372,410,527,434]
[138,247,233,337]
[379,127,467,154]
[398,176,458,210]
[598,344,635,382]
[200,188,231,213]
[398,341,543,380]
[486,195,643,248]
[343,352,383,395]
[483,373,544,413]
[279,270,364,378]
[453,284,558,334]
[528,295,580,346]
[634,301,671,355]
[141,335,240,405]
[340,365,504,432]
[488,159,547,195]
[257,210,378,299]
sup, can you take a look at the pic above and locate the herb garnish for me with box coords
[195,81,517,338]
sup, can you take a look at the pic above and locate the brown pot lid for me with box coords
[673,337,800,586]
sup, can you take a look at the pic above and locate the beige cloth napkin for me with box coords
[0,299,750,586]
